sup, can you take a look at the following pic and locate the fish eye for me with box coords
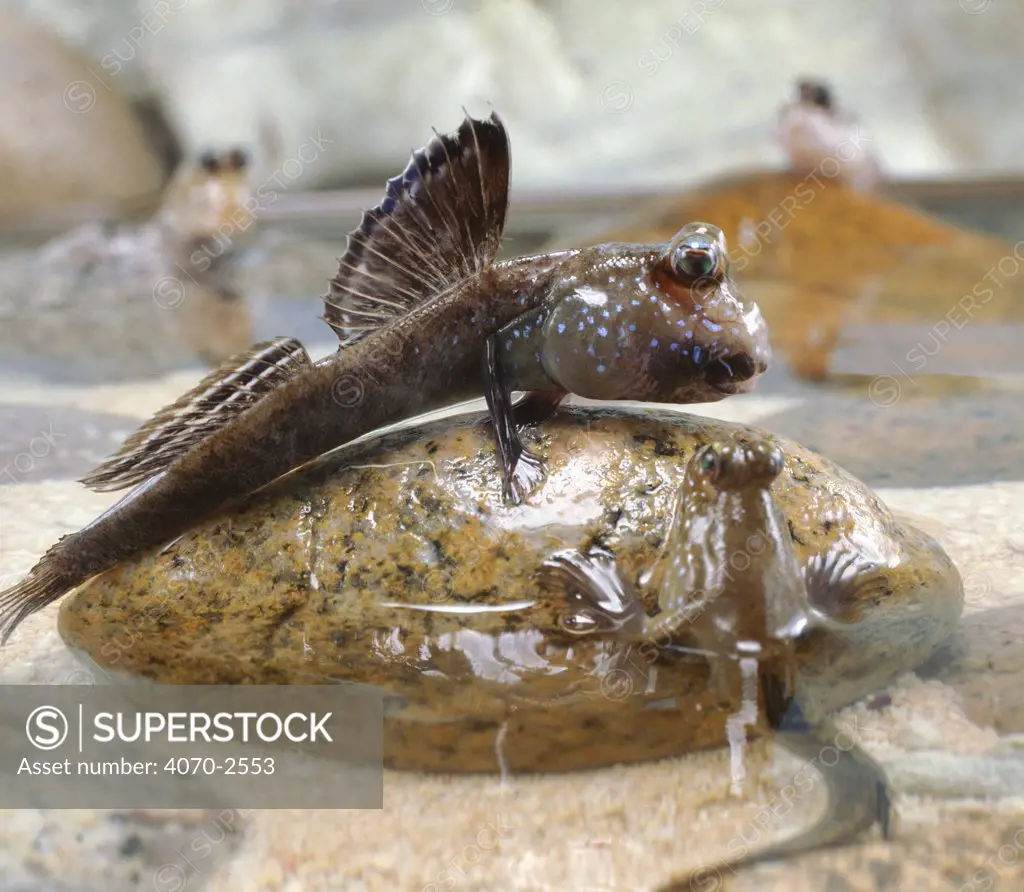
[198,150,221,173]
[227,148,249,171]
[697,445,721,477]
[797,78,833,110]
[670,237,721,284]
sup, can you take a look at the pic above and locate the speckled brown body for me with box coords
[59,405,963,773]
[0,113,770,645]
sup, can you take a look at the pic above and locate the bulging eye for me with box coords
[199,151,221,174]
[697,444,721,478]
[668,233,724,285]
[227,148,249,171]
[798,78,833,110]
[667,238,716,280]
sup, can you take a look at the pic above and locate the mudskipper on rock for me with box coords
[542,436,900,887]
[0,111,769,644]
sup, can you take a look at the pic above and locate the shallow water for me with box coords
[1,188,1024,890]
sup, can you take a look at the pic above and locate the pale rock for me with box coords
[0,10,163,219]
[7,0,1022,194]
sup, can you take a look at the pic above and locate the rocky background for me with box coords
[1,0,1023,218]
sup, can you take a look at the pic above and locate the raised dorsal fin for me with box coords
[80,337,312,492]
[322,111,510,347]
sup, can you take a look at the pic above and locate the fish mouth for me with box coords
[704,352,764,394]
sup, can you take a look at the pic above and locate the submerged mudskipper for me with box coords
[542,436,892,884]
[0,111,769,643]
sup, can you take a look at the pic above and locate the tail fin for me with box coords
[0,559,71,646]
[81,337,312,492]
[322,111,510,348]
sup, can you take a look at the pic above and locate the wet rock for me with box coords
[59,405,962,774]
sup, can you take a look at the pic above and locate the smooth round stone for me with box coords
[59,405,963,773]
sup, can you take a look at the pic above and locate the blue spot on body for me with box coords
[650,338,659,348]
[597,326,608,337]
[596,363,606,373]
[685,331,693,339]
[586,315,595,324]
[557,323,566,334]
[670,343,679,351]
[513,330,521,339]
[702,320,723,332]
[693,346,702,363]
[578,321,585,331]
[629,324,636,332]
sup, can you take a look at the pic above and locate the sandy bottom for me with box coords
[1,370,1023,892]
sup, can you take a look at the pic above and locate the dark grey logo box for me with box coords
[0,685,383,808]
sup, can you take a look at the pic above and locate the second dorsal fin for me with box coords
[80,337,312,492]
[322,111,510,347]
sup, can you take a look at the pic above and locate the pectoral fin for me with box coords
[803,541,888,624]
[538,547,645,636]
[483,334,549,504]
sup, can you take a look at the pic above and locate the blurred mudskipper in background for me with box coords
[0,148,256,382]
[560,78,1024,395]
[0,144,345,384]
